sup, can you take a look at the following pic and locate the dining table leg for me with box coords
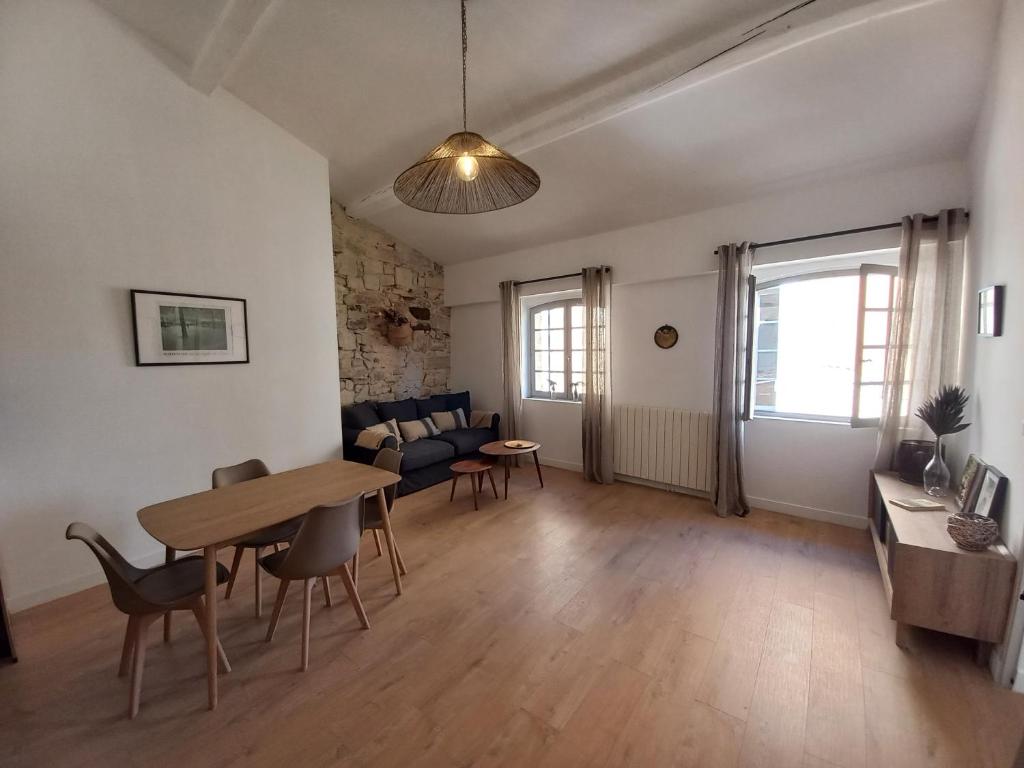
[376,488,403,595]
[203,545,218,710]
[163,546,175,642]
[503,457,510,500]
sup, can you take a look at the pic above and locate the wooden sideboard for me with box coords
[869,471,1017,655]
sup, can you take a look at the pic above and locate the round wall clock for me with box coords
[654,325,678,349]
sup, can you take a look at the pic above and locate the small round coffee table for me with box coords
[479,440,543,500]
[449,458,499,511]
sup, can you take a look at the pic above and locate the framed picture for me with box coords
[978,285,1004,337]
[972,466,1007,519]
[955,454,986,510]
[131,290,249,366]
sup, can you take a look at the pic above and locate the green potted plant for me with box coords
[914,385,970,496]
[379,307,413,347]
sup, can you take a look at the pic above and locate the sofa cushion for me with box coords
[399,438,455,471]
[445,391,471,416]
[343,401,380,430]
[398,417,441,443]
[431,408,468,432]
[378,398,417,424]
[433,428,495,456]
[415,395,449,419]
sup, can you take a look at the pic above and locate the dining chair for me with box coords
[353,447,407,591]
[212,459,304,618]
[261,495,369,671]
[65,522,231,719]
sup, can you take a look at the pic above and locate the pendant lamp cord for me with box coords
[461,0,468,131]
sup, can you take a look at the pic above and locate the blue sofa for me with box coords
[341,391,500,496]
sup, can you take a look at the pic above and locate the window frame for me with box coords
[850,263,897,428]
[749,266,895,425]
[526,298,585,400]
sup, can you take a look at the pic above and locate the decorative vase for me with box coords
[923,436,950,496]
[895,439,937,484]
[386,323,413,347]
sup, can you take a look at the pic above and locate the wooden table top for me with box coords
[480,440,541,456]
[138,460,401,551]
[451,458,497,473]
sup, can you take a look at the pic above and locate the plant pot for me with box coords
[386,323,413,347]
[895,439,938,484]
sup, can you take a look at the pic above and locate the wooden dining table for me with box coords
[137,459,402,710]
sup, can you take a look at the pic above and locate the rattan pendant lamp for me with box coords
[393,0,540,214]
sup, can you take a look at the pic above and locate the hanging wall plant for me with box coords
[379,308,413,347]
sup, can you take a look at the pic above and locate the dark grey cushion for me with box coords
[415,395,449,419]
[343,401,380,430]
[378,398,417,423]
[432,428,494,456]
[399,438,455,471]
[446,391,471,416]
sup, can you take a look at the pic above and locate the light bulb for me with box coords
[455,153,479,182]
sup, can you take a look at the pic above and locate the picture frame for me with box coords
[978,285,1004,337]
[131,290,249,366]
[972,466,1007,519]
[955,454,986,511]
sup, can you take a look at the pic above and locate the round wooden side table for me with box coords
[449,458,499,510]
[479,440,543,500]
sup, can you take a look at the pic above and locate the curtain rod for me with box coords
[713,212,969,255]
[512,266,609,287]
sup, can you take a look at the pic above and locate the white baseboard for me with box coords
[747,496,869,529]
[538,456,583,473]
[8,546,169,613]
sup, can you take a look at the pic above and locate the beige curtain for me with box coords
[499,280,523,466]
[582,266,614,484]
[711,243,753,517]
[875,209,968,469]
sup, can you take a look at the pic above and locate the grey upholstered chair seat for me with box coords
[133,556,229,606]
[256,548,289,576]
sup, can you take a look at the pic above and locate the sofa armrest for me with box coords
[342,427,397,465]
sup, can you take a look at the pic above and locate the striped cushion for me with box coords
[430,408,468,432]
[357,418,402,448]
[398,417,441,443]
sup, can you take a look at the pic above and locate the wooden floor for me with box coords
[2,467,1022,767]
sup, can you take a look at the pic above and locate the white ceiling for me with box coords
[94,0,999,263]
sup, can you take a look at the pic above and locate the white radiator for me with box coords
[613,405,714,493]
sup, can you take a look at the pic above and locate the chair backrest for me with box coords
[271,495,363,580]
[212,458,270,489]
[372,447,403,512]
[65,523,149,614]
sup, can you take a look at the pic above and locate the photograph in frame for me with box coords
[972,466,1007,519]
[131,290,249,366]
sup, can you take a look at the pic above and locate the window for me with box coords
[752,262,896,425]
[527,299,586,400]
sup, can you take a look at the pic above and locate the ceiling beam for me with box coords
[344,0,944,219]
[189,0,279,95]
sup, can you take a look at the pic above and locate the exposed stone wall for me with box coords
[332,201,450,406]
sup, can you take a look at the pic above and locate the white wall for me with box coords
[963,0,1024,686]
[0,0,340,610]
[449,159,968,525]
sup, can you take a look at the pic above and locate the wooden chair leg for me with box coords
[163,546,175,642]
[266,579,290,642]
[192,601,231,673]
[394,539,408,576]
[372,529,383,557]
[376,489,402,595]
[449,474,459,502]
[471,472,479,510]
[301,578,313,672]
[273,543,282,553]
[129,614,158,719]
[321,576,333,607]
[224,546,244,600]
[119,615,137,677]
[253,547,264,618]
[487,469,498,499]
[337,563,370,630]
[352,551,359,586]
